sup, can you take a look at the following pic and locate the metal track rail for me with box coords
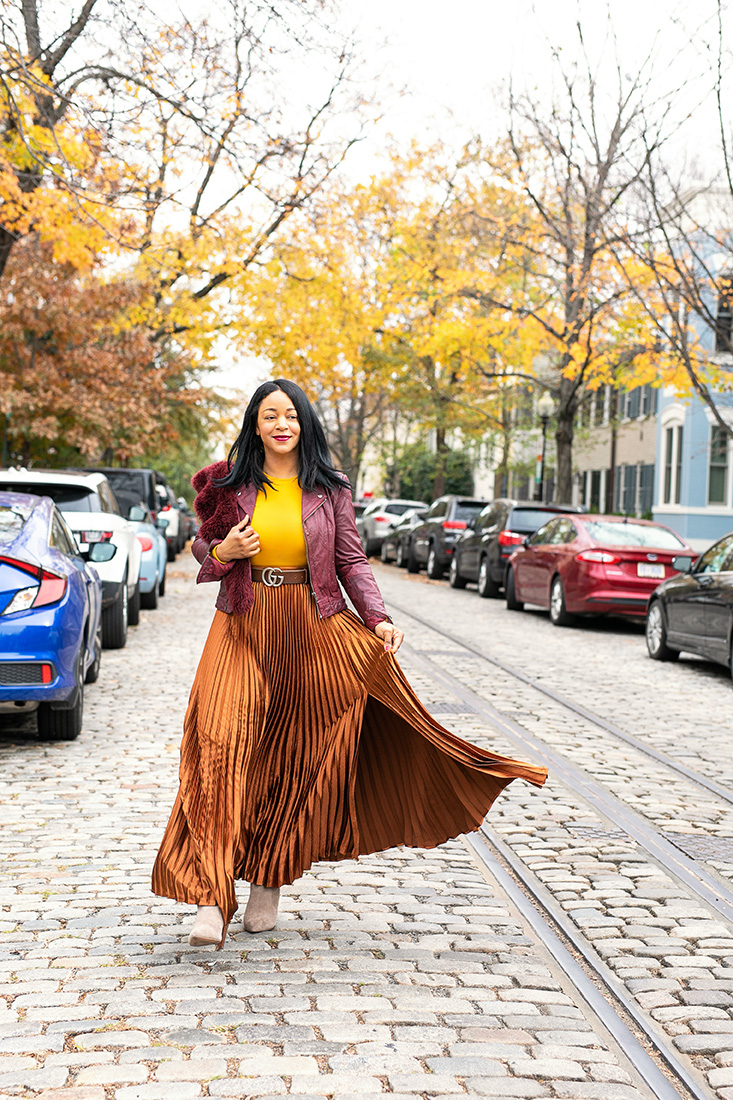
[466,830,710,1100]
[403,643,733,924]
[387,597,733,809]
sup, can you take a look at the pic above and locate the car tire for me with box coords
[158,567,166,598]
[167,542,176,563]
[380,542,391,564]
[38,661,84,742]
[407,541,420,573]
[426,543,443,580]
[127,579,141,626]
[477,556,501,598]
[84,621,103,684]
[102,574,128,649]
[646,600,679,661]
[505,567,524,611]
[141,577,159,610]
[396,542,406,569]
[549,575,574,626]
[449,556,467,589]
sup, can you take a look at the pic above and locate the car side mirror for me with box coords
[128,505,146,521]
[522,536,531,548]
[157,517,170,530]
[87,542,117,563]
[672,555,694,574]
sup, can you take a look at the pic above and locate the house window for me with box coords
[639,464,655,515]
[663,425,684,505]
[626,388,641,420]
[709,424,730,505]
[641,385,658,417]
[715,276,733,354]
[590,470,602,511]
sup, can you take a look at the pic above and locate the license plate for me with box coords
[637,562,665,578]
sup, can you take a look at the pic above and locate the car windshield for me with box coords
[583,520,686,550]
[509,508,566,531]
[454,502,485,521]
[385,503,418,516]
[0,504,30,542]
[0,483,98,511]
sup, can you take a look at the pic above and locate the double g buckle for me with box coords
[261,566,284,588]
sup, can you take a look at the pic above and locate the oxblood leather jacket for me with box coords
[191,467,391,632]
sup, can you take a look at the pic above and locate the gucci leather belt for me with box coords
[251,566,308,587]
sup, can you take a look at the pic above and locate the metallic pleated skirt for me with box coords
[152,583,547,925]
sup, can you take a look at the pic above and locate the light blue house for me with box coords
[653,294,733,550]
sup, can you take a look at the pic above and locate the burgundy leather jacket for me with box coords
[191,465,391,632]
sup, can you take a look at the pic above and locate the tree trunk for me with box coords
[555,387,576,503]
[432,426,447,498]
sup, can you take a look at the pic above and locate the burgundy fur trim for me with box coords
[191,461,253,616]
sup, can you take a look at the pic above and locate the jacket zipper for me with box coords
[303,498,325,616]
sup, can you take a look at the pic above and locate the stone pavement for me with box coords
[0,554,657,1099]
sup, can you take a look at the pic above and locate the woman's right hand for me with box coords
[215,515,260,561]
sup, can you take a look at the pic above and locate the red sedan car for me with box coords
[505,514,694,626]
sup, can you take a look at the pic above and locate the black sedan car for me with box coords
[646,531,733,675]
[450,498,584,597]
[380,508,427,566]
[407,495,489,578]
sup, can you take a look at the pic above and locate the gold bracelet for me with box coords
[211,544,226,564]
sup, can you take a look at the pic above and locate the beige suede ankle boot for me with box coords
[188,905,224,947]
[243,885,280,933]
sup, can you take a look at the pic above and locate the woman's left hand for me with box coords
[374,620,404,654]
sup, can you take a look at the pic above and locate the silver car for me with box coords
[356,497,428,557]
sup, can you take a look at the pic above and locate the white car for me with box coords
[0,469,142,649]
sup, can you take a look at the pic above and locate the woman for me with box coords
[152,379,547,948]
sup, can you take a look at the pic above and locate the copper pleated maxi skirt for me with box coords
[152,583,547,930]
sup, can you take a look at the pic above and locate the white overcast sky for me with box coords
[216,0,725,395]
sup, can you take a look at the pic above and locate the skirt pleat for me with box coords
[152,583,547,925]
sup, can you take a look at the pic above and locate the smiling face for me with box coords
[256,388,301,467]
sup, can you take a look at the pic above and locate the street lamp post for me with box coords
[535,391,555,503]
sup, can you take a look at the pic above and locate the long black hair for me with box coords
[214,379,347,494]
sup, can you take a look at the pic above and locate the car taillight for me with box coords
[374,515,390,523]
[576,550,620,564]
[137,535,154,552]
[498,529,524,548]
[41,664,53,684]
[1,569,67,616]
[161,504,171,511]
[81,531,113,543]
[443,520,467,530]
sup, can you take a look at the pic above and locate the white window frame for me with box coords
[658,404,686,510]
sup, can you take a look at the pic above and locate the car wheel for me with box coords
[127,579,141,626]
[477,556,501,598]
[396,542,406,569]
[505,567,524,611]
[646,600,679,661]
[407,541,420,573]
[449,556,467,589]
[141,573,159,609]
[380,541,391,564]
[167,542,176,562]
[549,575,574,626]
[426,543,443,580]
[84,620,103,684]
[38,659,84,742]
[102,574,128,649]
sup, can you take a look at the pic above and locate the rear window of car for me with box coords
[0,504,30,541]
[508,508,566,531]
[582,520,686,550]
[103,470,151,500]
[454,502,486,521]
[0,483,98,511]
[385,503,417,516]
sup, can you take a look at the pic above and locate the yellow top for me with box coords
[250,476,307,569]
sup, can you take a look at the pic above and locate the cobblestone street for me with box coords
[0,553,727,1100]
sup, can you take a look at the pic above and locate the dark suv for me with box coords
[450,499,584,597]
[407,495,489,579]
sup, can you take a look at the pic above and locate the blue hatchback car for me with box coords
[0,491,107,741]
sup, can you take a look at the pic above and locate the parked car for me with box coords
[407,495,489,579]
[155,480,184,559]
[450,499,585,598]
[380,508,428,566]
[646,531,733,674]
[128,504,168,609]
[0,469,142,648]
[352,499,370,519]
[503,514,693,626]
[356,497,428,557]
[84,467,160,523]
[177,497,198,541]
[0,490,111,740]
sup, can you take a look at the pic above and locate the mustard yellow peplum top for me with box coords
[250,476,307,569]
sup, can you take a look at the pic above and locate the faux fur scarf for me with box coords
[191,460,253,615]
